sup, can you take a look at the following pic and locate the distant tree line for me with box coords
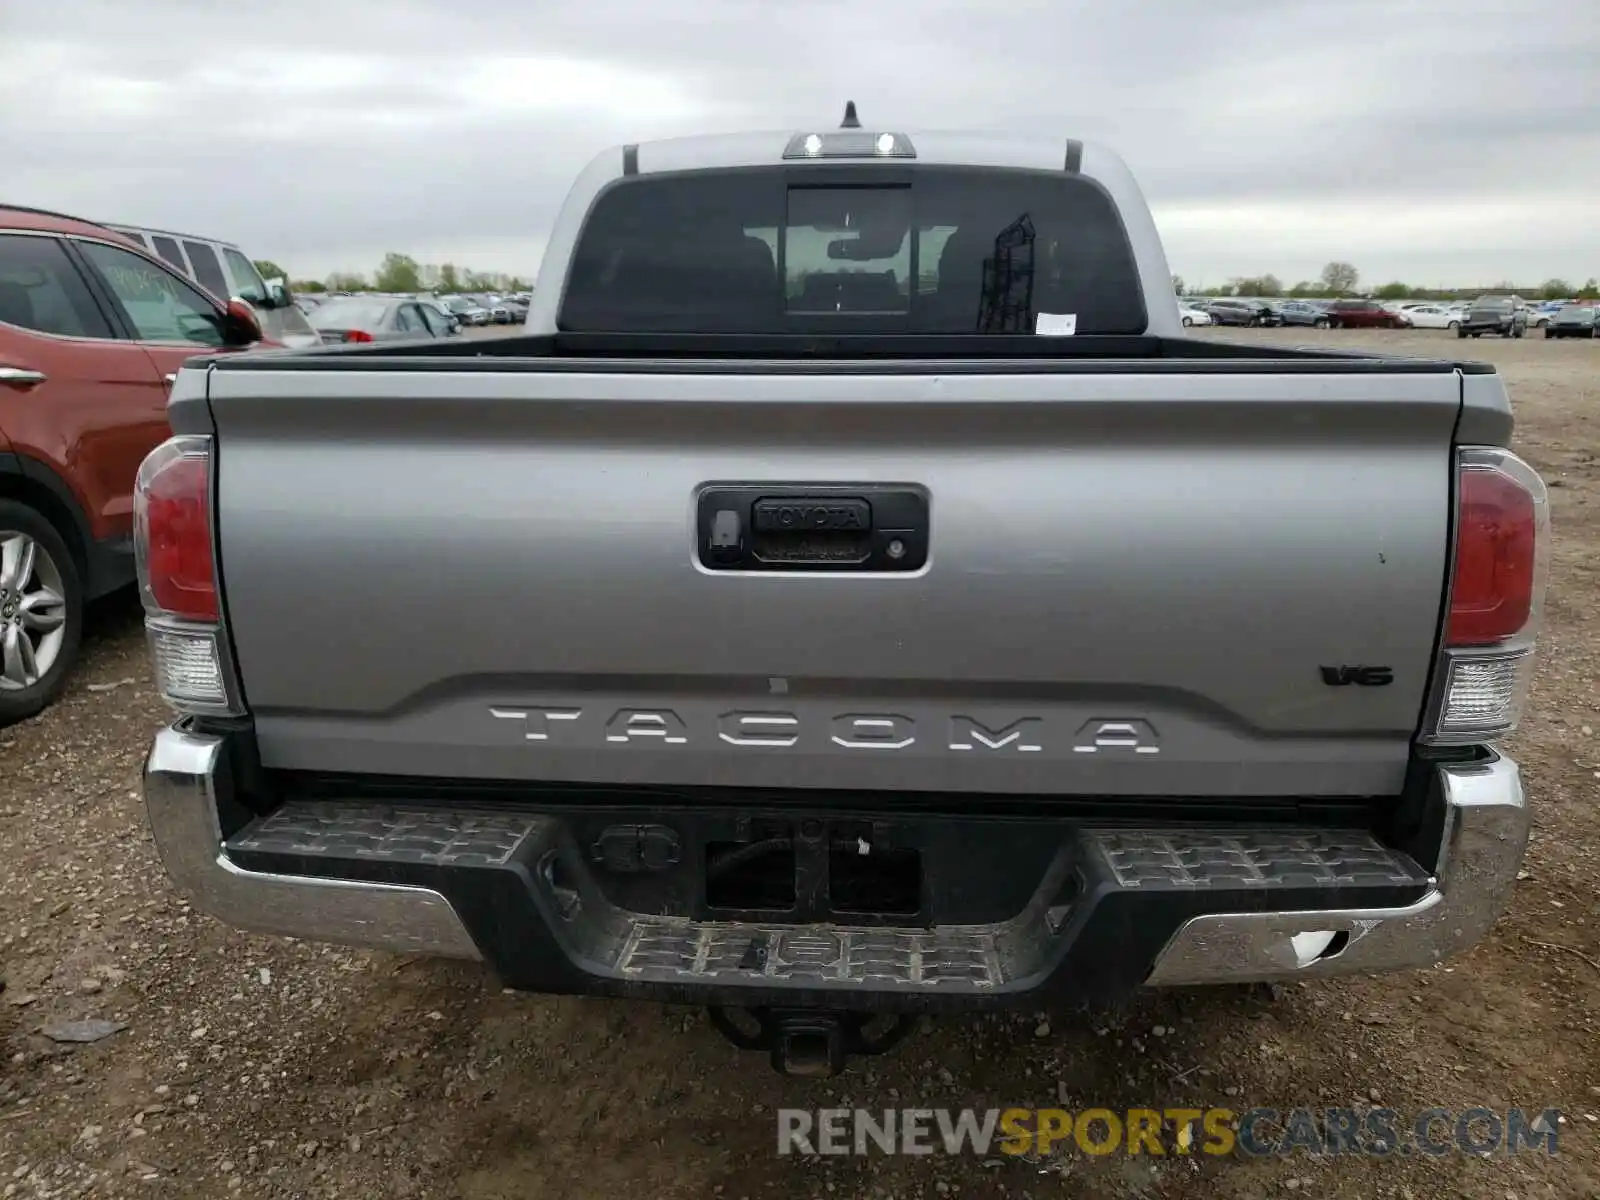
[255,253,530,296]
[1171,263,1599,302]
[255,252,1599,304]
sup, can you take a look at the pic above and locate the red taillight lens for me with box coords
[134,437,217,622]
[343,329,374,343]
[1446,451,1546,647]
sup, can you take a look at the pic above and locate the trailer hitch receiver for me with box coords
[708,1006,918,1076]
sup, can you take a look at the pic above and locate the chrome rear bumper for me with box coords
[143,724,1528,985]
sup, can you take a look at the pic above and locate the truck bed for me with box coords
[180,339,1481,800]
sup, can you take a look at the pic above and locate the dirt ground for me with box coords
[1,328,1596,1199]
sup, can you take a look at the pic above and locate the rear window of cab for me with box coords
[559,166,1147,336]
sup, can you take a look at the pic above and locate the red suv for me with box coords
[0,204,267,723]
[1325,299,1408,329]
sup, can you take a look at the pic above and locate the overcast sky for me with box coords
[4,0,1597,289]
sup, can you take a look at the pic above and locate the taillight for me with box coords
[134,436,243,716]
[1447,460,1538,645]
[134,439,216,621]
[1422,447,1550,746]
[343,329,374,343]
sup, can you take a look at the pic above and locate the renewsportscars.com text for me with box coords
[776,1107,1562,1158]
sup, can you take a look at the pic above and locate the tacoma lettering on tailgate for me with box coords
[489,708,1161,755]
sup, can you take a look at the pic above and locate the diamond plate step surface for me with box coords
[228,802,539,868]
[619,921,1002,988]
[1089,829,1425,890]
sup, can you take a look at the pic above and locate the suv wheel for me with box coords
[1313,317,1329,329]
[0,502,83,727]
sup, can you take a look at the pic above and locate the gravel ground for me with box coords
[1,328,1596,1199]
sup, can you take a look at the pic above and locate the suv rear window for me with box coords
[559,167,1146,335]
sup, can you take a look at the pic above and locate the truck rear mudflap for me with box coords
[208,365,1466,799]
[146,725,1527,1030]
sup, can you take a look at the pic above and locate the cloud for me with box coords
[2,0,1596,285]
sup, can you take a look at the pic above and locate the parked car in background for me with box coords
[501,297,530,323]
[1524,303,1557,330]
[306,296,460,344]
[1543,304,1598,339]
[1324,299,1406,329]
[1400,304,1464,331]
[1206,298,1276,327]
[444,296,490,325]
[1458,295,1526,339]
[1178,304,1211,327]
[420,298,462,334]
[1275,300,1330,328]
[101,223,318,350]
[0,203,268,723]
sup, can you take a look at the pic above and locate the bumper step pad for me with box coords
[1089,830,1424,890]
[621,923,1002,988]
[229,805,540,868]
[224,800,1433,1003]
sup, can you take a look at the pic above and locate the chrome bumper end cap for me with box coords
[142,724,481,961]
[1145,752,1528,986]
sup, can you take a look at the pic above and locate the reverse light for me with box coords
[1421,447,1550,746]
[133,435,243,716]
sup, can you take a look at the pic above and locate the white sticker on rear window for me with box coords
[1035,312,1077,336]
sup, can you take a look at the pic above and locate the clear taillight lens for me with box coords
[1430,649,1536,742]
[147,623,235,712]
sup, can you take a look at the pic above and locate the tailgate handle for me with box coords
[697,485,928,574]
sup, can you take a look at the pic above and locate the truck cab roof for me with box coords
[611,127,1098,175]
[527,123,1179,338]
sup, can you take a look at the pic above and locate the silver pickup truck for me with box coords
[136,113,1549,1076]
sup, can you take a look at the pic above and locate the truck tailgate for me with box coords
[207,364,1460,797]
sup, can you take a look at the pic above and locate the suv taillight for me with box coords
[134,436,243,716]
[1421,447,1550,745]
